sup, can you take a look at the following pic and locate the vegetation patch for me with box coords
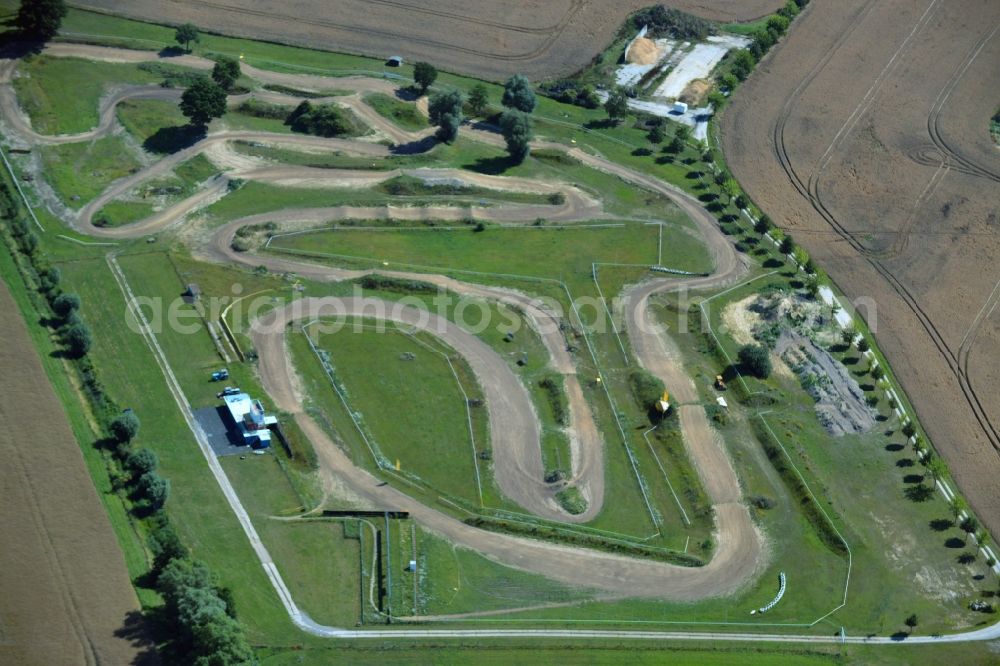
[628,6,716,40]
[465,516,704,566]
[538,374,569,426]
[556,485,587,515]
[40,137,142,207]
[363,92,428,131]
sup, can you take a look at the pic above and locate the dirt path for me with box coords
[0,280,155,665]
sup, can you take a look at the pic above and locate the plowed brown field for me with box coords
[74,0,783,79]
[0,279,153,665]
[721,1,1000,536]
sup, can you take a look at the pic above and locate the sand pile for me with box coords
[626,37,660,65]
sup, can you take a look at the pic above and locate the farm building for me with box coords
[222,392,277,448]
[386,55,403,67]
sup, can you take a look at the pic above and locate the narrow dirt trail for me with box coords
[4,43,767,598]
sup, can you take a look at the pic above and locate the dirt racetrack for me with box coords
[0,280,153,665]
[74,1,784,80]
[721,0,1000,538]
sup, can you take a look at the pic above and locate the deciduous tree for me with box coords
[111,411,140,444]
[413,61,437,93]
[604,87,629,123]
[211,56,241,91]
[428,89,465,144]
[467,84,489,116]
[502,74,536,113]
[499,109,532,163]
[175,23,200,52]
[180,78,227,128]
[15,0,66,40]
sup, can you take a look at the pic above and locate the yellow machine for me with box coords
[655,390,671,413]
[715,375,727,390]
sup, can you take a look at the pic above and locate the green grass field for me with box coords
[93,154,218,226]
[267,222,694,294]
[40,136,143,207]
[12,56,161,134]
[363,92,428,131]
[116,98,191,149]
[309,322,483,504]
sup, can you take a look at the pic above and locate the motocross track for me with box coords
[0,281,153,666]
[721,0,1000,538]
[73,0,784,80]
[1,44,766,598]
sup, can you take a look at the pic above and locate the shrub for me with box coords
[288,103,356,137]
[731,49,756,81]
[629,369,666,412]
[538,375,569,426]
[237,99,289,120]
[556,486,587,515]
[738,344,772,378]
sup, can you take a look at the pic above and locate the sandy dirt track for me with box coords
[721,0,1000,538]
[73,1,784,80]
[0,281,153,665]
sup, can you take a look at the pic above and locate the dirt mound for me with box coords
[778,333,876,437]
[680,79,711,105]
[626,37,660,65]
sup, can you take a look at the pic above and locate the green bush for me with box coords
[556,486,587,515]
[738,344,772,379]
[631,6,715,40]
[629,368,666,411]
[538,374,569,426]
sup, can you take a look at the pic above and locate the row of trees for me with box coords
[422,67,537,163]
[1,164,250,662]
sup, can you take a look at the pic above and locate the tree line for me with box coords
[0,174,253,663]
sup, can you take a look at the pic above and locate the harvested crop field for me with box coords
[721,1,1000,536]
[75,0,784,80]
[0,280,152,665]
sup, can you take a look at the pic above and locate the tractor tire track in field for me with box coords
[3,44,766,599]
[768,2,1000,456]
[148,0,584,63]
